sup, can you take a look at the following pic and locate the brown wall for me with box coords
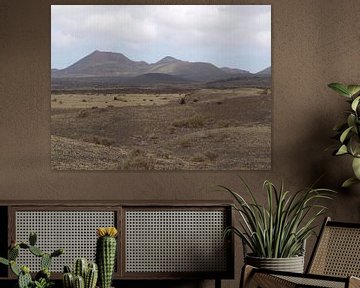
[1,0,360,287]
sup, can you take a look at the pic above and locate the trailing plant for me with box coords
[328,83,360,187]
[62,258,98,288]
[220,178,335,258]
[96,227,118,288]
[0,232,63,288]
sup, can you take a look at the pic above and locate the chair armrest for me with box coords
[240,265,296,288]
[349,276,360,288]
[240,265,349,288]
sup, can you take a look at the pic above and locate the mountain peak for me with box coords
[256,66,271,75]
[156,56,180,64]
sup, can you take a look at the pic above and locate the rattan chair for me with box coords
[241,217,360,288]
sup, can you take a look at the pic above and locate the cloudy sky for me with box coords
[51,5,271,73]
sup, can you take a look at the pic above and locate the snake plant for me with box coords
[328,83,360,187]
[221,178,335,258]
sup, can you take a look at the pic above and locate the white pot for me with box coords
[245,254,305,273]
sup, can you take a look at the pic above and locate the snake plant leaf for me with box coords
[347,85,360,97]
[328,83,351,97]
[351,96,360,111]
[340,127,353,143]
[336,144,348,155]
[342,177,360,188]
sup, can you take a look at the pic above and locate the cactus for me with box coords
[35,268,50,282]
[85,263,98,288]
[10,260,20,276]
[51,248,64,258]
[63,272,74,288]
[9,246,19,260]
[63,260,98,288]
[29,232,37,246]
[74,275,85,288]
[18,269,32,288]
[0,232,64,288]
[96,227,118,288]
[29,245,44,257]
[41,253,52,270]
[74,258,88,279]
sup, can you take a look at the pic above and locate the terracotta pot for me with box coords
[245,254,305,273]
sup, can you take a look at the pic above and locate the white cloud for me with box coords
[51,30,77,47]
[51,5,271,72]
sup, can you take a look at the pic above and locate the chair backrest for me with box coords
[307,217,360,277]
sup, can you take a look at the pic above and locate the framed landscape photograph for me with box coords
[51,5,271,171]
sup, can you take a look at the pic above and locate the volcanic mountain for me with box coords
[52,50,149,77]
[52,50,271,89]
[52,50,243,82]
[256,66,271,76]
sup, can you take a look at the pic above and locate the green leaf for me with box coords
[333,122,348,132]
[328,83,351,97]
[349,135,360,156]
[347,114,356,128]
[336,144,348,155]
[0,257,9,266]
[352,96,360,111]
[10,261,20,276]
[340,126,353,143]
[342,177,360,188]
[347,85,360,97]
[352,157,360,179]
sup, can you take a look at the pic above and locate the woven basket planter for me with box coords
[245,254,305,273]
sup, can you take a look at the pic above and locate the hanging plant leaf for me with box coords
[342,177,360,188]
[347,114,356,128]
[347,85,360,97]
[328,83,351,97]
[340,127,353,143]
[352,157,360,179]
[336,145,348,155]
[349,135,360,157]
[351,96,360,111]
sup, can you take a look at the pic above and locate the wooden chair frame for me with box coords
[241,217,360,288]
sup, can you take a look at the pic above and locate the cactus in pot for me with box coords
[96,227,118,288]
[62,259,98,288]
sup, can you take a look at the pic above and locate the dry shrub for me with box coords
[216,120,231,128]
[179,139,192,148]
[204,150,218,161]
[168,127,176,134]
[172,114,205,128]
[82,99,87,102]
[121,149,156,170]
[78,110,89,118]
[190,153,206,162]
[84,136,115,146]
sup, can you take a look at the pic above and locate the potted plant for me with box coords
[328,83,360,187]
[0,232,64,288]
[220,178,334,273]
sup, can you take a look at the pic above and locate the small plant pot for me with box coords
[245,254,305,273]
